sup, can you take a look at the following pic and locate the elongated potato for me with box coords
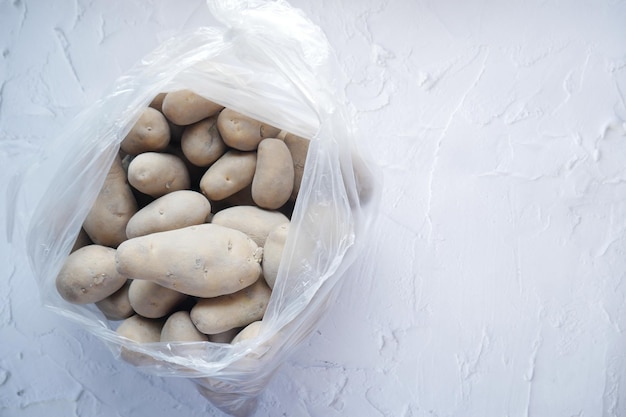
[181,116,227,167]
[95,280,134,320]
[160,311,209,343]
[252,138,294,209]
[83,155,138,248]
[56,245,127,304]
[217,108,281,151]
[190,279,271,334]
[121,107,170,155]
[231,321,262,344]
[128,280,188,319]
[211,205,288,247]
[116,314,164,366]
[125,190,211,239]
[283,132,310,201]
[162,90,223,126]
[262,222,289,289]
[199,150,256,201]
[127,152,190,198]
[116,224,263,298]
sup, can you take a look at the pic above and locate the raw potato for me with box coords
[149,92,167,112]
[190,279,272,335]
[160,311,208,343]
[125,190,211,239]
[83,155,138,248]
[217,108,281,151]
[127,152,190,198]
[56,245,127,304]
[181,116,227,167]
[95,280,134,320]
[208,327,241,344]
[71,228,92,253]
[116,224,263,298]
[199,150,256,201]
[252,138,294,209]
[231,321,262,344]
[161,89,223,126]
[283,132,310,201]
[116,314,164,366]
[262,222,290,289]
[121,107,170,155]
[128,280,188,319]
[211,205,289,247]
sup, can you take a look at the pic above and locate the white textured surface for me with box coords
[3,0,626,416]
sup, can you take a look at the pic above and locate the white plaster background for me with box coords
[2,0,626,416]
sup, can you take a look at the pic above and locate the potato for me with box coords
[221,184,255,208]
[83,155,138,248]
[211,205,289,247]
[262,222,289,289]
[231,321,262,344]
[116,314,164,366]
[207,327,241,344]
[120,107,170,155]
[283,132,310,201]
[252,138,294,209]
[181,116,227,167]
[190,279,271,334]
[71,228,92,253]
[161,89,223,126]
[127,152,190,198]
[217,108,281,151]
[149,92,167,112]
[116,224,262,298]
[165,144,207,191]
[56,245,127,304]
[95,280,134,320]
[160,311,208,343]
[128,280,188,319]
[199,150,256,201]
[125,190,211,239]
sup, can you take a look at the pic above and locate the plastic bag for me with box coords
[12,0,379,415]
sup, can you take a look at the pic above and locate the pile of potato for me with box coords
[55,89,309,350]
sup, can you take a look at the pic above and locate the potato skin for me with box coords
[252,138,294,209]
[56,245,127,304]
[181,116,227,167]
[231,321,262,344]
[121,107,170,155]
[199,150,256,201]
[283,133,310,201]
[83,155,138,248]
[95,280,134,320]
[149,92,167,112]
[190,279,271,334]
[262,222,290,289]
[160,311,209,343]
[116,314,164,366]
[116,224,263,298]
[217,108,281,151]
[207,327,241,344]
[162,89,223,126]
[211,205,289,247]
[127,152,190,198]
[125,190,211,239]
[128,280,188,319]
[71,228,92,253]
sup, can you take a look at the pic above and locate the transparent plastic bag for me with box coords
[12,0,379,415]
